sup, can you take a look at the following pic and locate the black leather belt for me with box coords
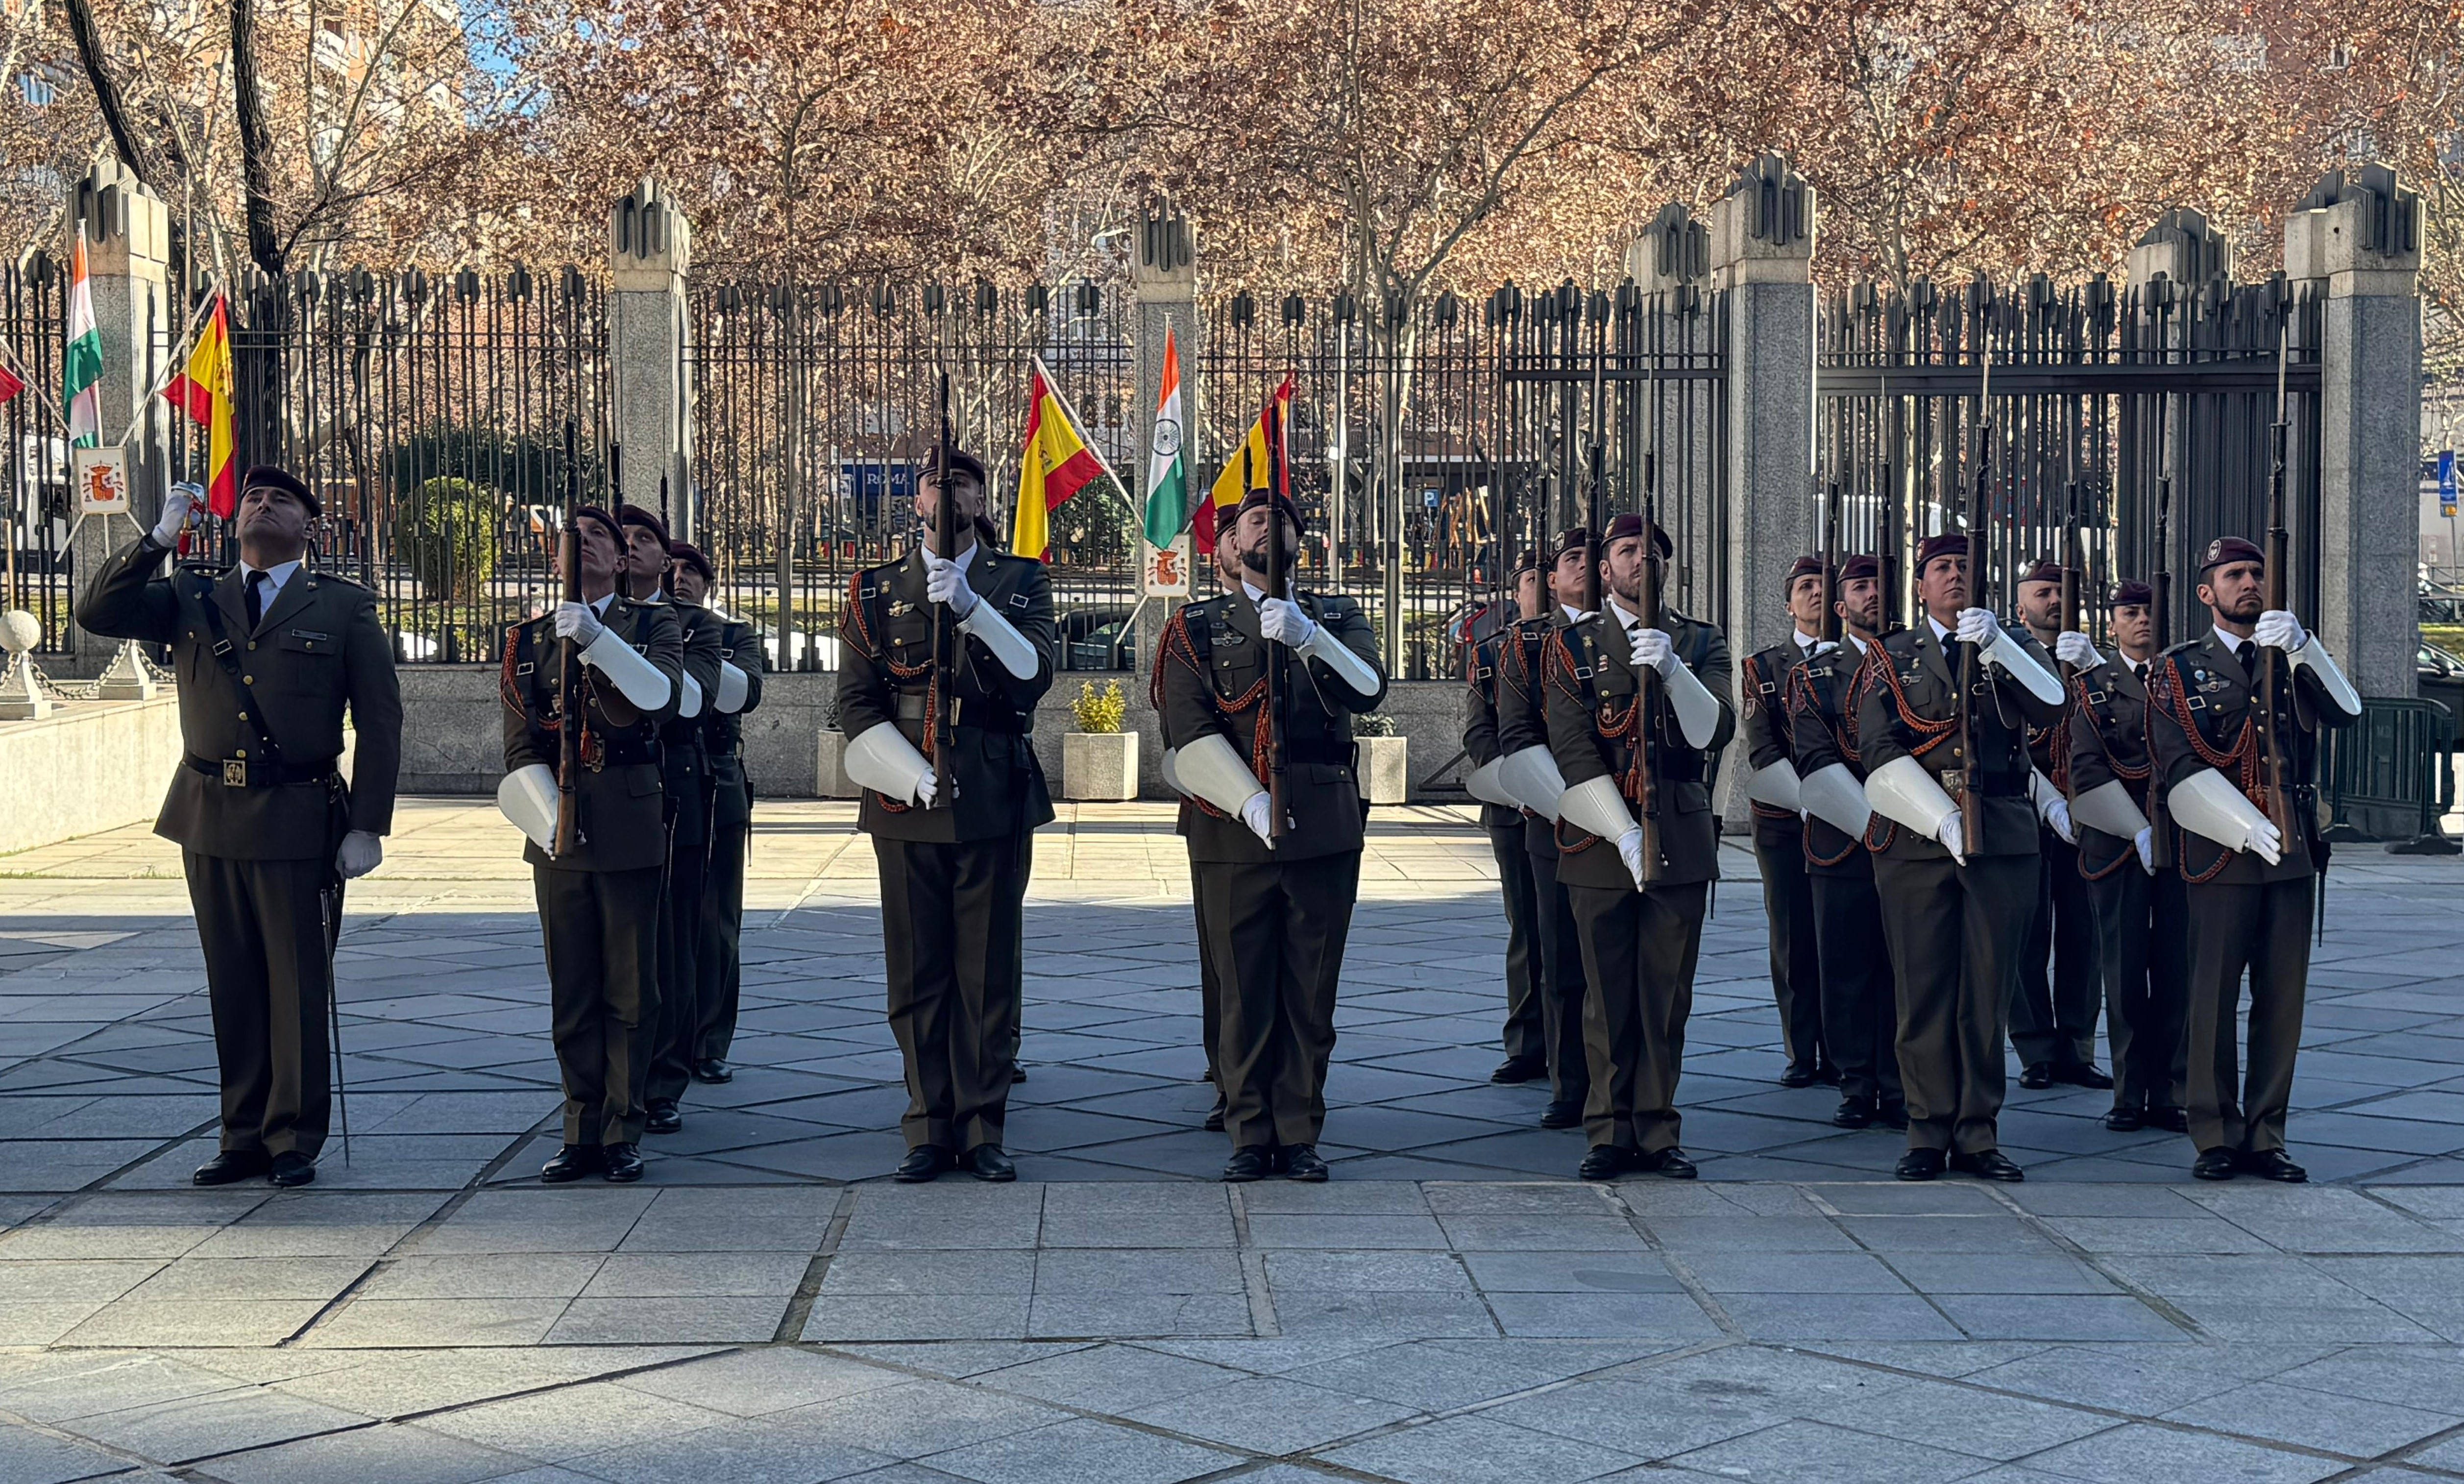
[185,753,338,788]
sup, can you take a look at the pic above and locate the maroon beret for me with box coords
[1838,553,1880,583]
[1235,486,1306,533]
[925,444,989,488]
[2199,536,2264,573]
[2109,579,2153,608]
[2018,558,2064,587]
[617,504,671,548]
[1602,513,1674,558]
[1553,528,1593,562]
[572,504,625,550]
[668,540,714,583]
[1787,555,1826,585]
[240,465,318,517]
[1915,532,1968,571]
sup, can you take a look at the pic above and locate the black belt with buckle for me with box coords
[185,753,339,788]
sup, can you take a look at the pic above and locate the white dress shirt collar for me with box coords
[238,558,302,609]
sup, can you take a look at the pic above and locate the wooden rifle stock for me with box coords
[553,421,582,858]
[1820,478,1842,645]
[1262,399,1289,846]
[2059,482,2083,804]
[2149,445,2174,869]
[928,369,958,808]
[2259,323,2297,851]
[1637,451,1662,885]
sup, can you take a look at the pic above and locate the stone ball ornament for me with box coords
[0,609,42,656]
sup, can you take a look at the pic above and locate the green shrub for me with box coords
[1072,679,1127,733]
[1354,712,1398,738]
[393,477,502,603]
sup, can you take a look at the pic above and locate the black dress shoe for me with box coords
[1222,1147,1274,1182]
[2238,1149,2308,1183]
[1831,1097,1877,1130]
[2149,1106,2189,1133]
[967,1144,1017,1182]
[2018,1062,2054,1090]
[1284,1144,1330,1182]
[644,1100,683,1135]
[1878,1102,1909,1131]
[1540,1098,1584,1129]
[602,1143,645,1182]
[2055,1062,2115,1091]
[1636,1147,1698,1180]
[1779,1062,1818,1089]
[2192,1146,2238,1181]
[268,1151,316,1188]
[193,1150,269,1187]
[1491,1054,1547,1085]
[1895,1147,1947,1181]
[1578,1144,1632,1180]
[894,1145,952,1183]
[1203,1095,1226,1133]
[1949,1149,2025,1182]
[2102,1106,2146,1132]
[541,1144,602,1183]
[1815,1062,1843,1087]
[1010,1062,1028,1084]
[691,1058,733,1084]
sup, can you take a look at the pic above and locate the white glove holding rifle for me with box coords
[153,483,203,547]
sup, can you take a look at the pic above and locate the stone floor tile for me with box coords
[1031,1248,1244,1294]
[1435,1213,1647,1251]
[1883,1251,2120,1295]
[964,1343,1250,1411]
[1318,1412,1642,1484]
[1665,1419,1996,1484]
[579,1252,807,1299]
[1025,1292,1253,1339]
[805,1295,1033,1343]
[820,1250,1035,1296]
[59,1298,329,1347]
[1293,1338,1666,1412]
[1716,1292,1964,1341]
[613,1349,904,1417]
[920,1415,1242,1484]
[1123,1374,1420,1454]
[1485,1290,1723,1340]
[1931,1295,2184,1342]
[2269,1347,2464,1416]
[1457,1249,1680,1294]
[0,1423,149,1484]
[1678,1249,1911,1294]
[544,1296,787,1344]
[63,1387,372,1465]
[0,1352,253,1422]
[120,1256,372,1302]
[2021,1422,2346,1483]
[417,1382,736,1462]
[2160,1378,2460,1456]
[358,1254,606,1300]
[302,1297,571,1347]
[1242,1213,1449,1248]
[199,1421,530,1484]
[561,1416,894,1484]
[1269,1291,1499,1338]
[766,1378,1068,1459]
[1260,1249,1470,1292]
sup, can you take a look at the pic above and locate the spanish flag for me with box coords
[165,293,237,517]
[1012,355,1116,560]
[1196,373,1294,548]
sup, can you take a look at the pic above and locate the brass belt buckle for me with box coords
[1939,768,1967,793]
[221,758,248,787]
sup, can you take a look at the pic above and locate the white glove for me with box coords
[2055,631,2102,669]
[1257,597,1317,648]
[1615,826,1647,888]
[335,830,382,879]
[1936,809,1965,860]
[1954,608,2002,649]
[553,602,605,646]
[1240,792,1276,845]
[2254,609,2307,652]
[2250,817,2283,863]
[924,553,979,618]
[2043,792,2075,845]
[2133,827,2154,875]
[914,767,938,807]
[1629,627,1676,677]
[153,483,201,547]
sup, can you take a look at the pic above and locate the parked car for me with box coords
[2422,641,2464,748]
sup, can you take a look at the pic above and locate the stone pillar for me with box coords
[1131,198,1195,797]
[1629,202,1717,613]
[1709,154,1817,827]
[67,154,171,675]
[2285,165,2422,700]
[608,180,693,540]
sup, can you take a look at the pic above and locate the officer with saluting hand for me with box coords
[78,470,402,1189]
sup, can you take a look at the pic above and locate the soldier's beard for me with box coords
[2218,591,2263,622]
[1240,548,1293,581]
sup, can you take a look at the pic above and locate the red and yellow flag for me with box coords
[1012,355,1116,560]
[165,293,236,516]
[1197,373,1294,548]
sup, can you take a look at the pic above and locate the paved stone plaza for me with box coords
[2,800,2463,1483]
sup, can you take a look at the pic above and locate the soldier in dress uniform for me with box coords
[2147,537,2361,1181]
[496,504,685,1183]
[2056,581,2188,1133]
[837,446,1057,1183]
[77,469,401,1188]
[1852,532,2066,1182]
[2010,559,2108,1092]
[1543,514,1733,1181]
[668,542,763,1083]
[1461,555,1549,1092]
[1156,487,1388,1182]
[618,508,724,1137]
[1785,554,1906,1132]
[1159,516,1246,1132]
[1491,534,1592,1129]
[1738,555,1832,1088]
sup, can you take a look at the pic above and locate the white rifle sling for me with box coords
[1865,755,1961,842]
[1559,773,1641,844]
[1464,758,1515,808]
[1744,758,1801,812]
[2168,768,2278,859]
[1174,732,1269,818]
[1800,761,1874,839]
[580,626,674,711]
[2289,638,2362,717]
[716,661,750,713]
[2072,778,2152,840]
[496,763,560,851]
[678,672,705,719]
[1659,653,1723,748]
[1159,746,1187,797]
[1496,744,1567,821]
[957,601,1042,681]
[1983,631,2064,706]
[1298,624,1381,696]
[844,721,932,804]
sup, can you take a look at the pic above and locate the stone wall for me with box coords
[0,697,184,854]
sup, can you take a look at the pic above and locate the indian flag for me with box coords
[64,229,102,448]
[1141,328,1187,548]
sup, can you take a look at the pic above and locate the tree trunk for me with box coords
[62,0,158,191]
[229,0,284,277]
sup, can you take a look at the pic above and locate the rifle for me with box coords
[1957,343,1992,855]
[1262,396,1290,846]
[608,441,627,596]
[1820,477,1843,645]
[1581,345,1603,618]
[927,369,958,809]
[554,420,582,859]
[1634,324,1664,886]
[2059,475,2084,805]
[2149,402,2174,870]
[2260,319,2297,852]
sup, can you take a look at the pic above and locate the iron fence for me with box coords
[0,253,72,648]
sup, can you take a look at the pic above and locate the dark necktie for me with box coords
[2236,639,2257,676]
[246,570,268,630]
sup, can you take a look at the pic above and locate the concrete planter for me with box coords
[1063,731,1139,802]
[1355,735,1408,804]
[816,728,856,799]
